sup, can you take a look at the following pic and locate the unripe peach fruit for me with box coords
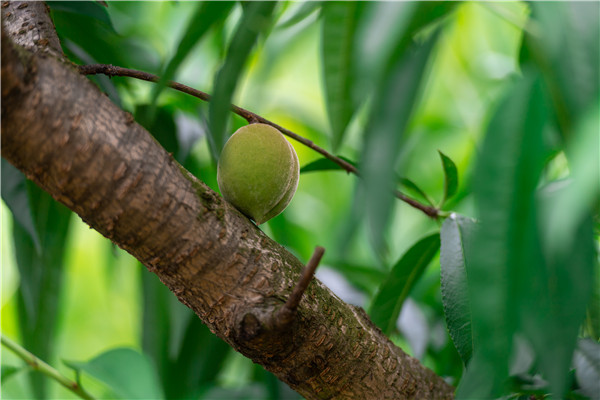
[217,123,299,225]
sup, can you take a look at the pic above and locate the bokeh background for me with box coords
[2,2,598,399]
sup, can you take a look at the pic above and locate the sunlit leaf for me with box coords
[150,2,235,110]
[65,348,164,400]
[276,1,321,29]
[438,151,458,206]
[370,233,440,335]
[208,2,277,160]
[321,2,362,150]
[440,214,476,366]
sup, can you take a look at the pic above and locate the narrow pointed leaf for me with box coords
[209,2,277,159]
[438,151,458,206]
[321,2,361,150]
[370,233,441,335]
[277,1,321,29]
[150,2,235,109]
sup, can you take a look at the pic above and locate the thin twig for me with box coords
[1,335,96,400]
[276,246,325,327]
[78,64,440,219]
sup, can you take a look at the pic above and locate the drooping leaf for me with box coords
[440,214,476,366]
[457,72,551,399]
[360,32,438,254]
[65,348,164,400]
[208,2,277,160]
[13,182,72,399]
[321,2,362,150]
[1,159,40,251]
[370,233,441,335]
[150,2,235,110]
[525,2,599,140]
[438,151,458,206]
[48,1,116,33]
[299,156,357,174]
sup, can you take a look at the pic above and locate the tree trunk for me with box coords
[1,2,454,399]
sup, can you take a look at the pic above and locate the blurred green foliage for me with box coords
[1,1,598,399]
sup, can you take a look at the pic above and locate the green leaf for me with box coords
[140,269,230,399]
[1,159,40,251]
[13,182,72,399]
[321,2,362,150]
[65,348,164,400]
[369,233,441,335]
[48,1,116,33]
[525,2,599,139]
[398,177,435,207]
[276,1,321,29]
[438,151,458,206]
[299,156,357,174]
[208,2,277,159]
[360,32,438,254]
[457,71,551,399]
[150,2,235,110]
[354,2,458,98]
[440,214,476,366]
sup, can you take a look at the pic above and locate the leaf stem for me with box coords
[0,335,96,400]
[78,63,440,219]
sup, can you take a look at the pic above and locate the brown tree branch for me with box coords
[1,2,454,399]
[77,63,441,219]
[275,246,325,328]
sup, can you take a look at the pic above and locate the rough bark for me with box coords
[1,2,454,399]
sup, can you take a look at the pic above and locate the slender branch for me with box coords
[1,335,96,400]
[78,63,440,219]
[276,246,325,327]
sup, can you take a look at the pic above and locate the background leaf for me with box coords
[369,233,440,335]
[66,348,164,400]
[150,2,235,110]
[1,160,40,251]
[208,2,277,160]
[299,156,356,174]
[12,182,72,399]
[359,32,438,254]
[321,1,362,150]
[457,72,551,399]
[440,214,476,366]
[48,1,116,33]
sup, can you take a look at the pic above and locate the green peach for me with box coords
[217,123,299,225]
